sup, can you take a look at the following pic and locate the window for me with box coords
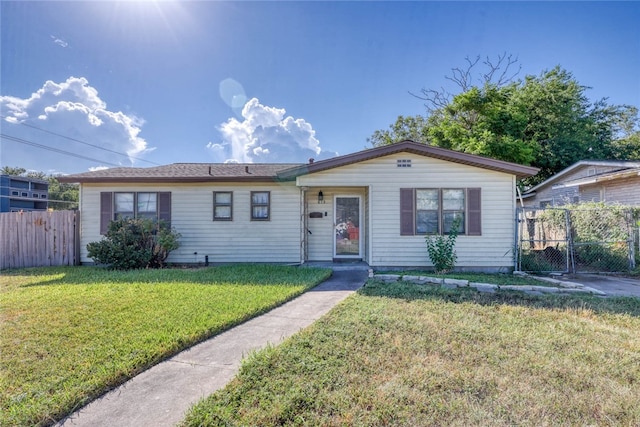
[416,189,439,234]
[442,189,465,234]
[137,193,158,220]
[251,191,270,220]
[401,188,481,236]
[397,159,412,168]
[415,189,465,234]
[113,192,158,221]
[213,191,233,220]
[101,192,171,234]
[114,192,135,219]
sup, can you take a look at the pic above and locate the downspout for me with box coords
[300,186,308,264]
[516,185,525,208]
[515,179,523,272]
[76,184,83,265]
[368,185,373,266]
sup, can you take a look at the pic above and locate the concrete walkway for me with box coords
[55,269,368,427]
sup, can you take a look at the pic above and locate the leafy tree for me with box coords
[47,176,79,210]
[1,166,27,176]
[367,115,430,146]
[369,54,521,148]
[87,218,181,269]
[512,67,606,183]
[427,83,537,165]
[370,58,640,186]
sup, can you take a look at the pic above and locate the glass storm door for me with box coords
[334,196,361,257]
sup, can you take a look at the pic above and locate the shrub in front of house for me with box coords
[87,218,181,269]
[425,217,461,274]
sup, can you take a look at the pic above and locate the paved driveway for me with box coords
[564,274,640,297]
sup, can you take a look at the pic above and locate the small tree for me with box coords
[425,217,461,274]
[87,218,180,269]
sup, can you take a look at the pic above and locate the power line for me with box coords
[1,133,123,166]
[0,115,161,166]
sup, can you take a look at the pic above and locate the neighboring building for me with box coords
[0,174,49,212]
[521,160,640,208]
[59,141,538,270]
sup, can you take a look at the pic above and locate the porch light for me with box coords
[317,191,325,204]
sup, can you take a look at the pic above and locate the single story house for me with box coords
[521,160,640,208]
[59,141,538,271]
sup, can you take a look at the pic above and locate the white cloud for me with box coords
[208,98,337,163]
[51,35,68,48]
[0,77,151,173]
[88,166,110,172]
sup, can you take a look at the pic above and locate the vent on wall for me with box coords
[397,159,412,168]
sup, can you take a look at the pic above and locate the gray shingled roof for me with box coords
[58,163,302,183]
[59,141,540,184]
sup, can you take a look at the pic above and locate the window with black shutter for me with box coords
[100,191,171,234]
[399,188,481,236]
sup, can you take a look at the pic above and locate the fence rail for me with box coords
[0,210,79,269]
[516,207,639,274]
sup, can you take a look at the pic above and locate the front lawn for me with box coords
[0,265,331,427]
[183,279,640,426]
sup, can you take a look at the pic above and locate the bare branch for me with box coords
[446,55,481,91]
[483,53,521,86]
[411,53,522,115]
[409,87,453,114]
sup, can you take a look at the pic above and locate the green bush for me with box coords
[425,218,461,274]
[87,218,181,269]
[519,249,563,272]
[574,243,630,272]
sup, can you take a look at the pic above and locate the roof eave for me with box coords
[554,168,640,188]
[525,160,640,194]
[279,141,539,179]
[57,176,295,184]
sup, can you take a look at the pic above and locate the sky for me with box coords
[1,1,639,174]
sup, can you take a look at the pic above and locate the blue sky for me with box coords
[1,1,639,174]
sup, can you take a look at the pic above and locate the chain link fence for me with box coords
[516,206,639,273]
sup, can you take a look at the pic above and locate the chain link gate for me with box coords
[516,207,638,274]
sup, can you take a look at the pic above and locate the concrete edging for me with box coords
[369,271,606,296]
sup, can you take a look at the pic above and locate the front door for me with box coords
[334,196,361,258]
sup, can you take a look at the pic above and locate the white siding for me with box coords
[79,182,302,264]
[306,191,333,261]
[299,153,516,269]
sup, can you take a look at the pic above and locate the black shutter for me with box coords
[400,188,415,236]
[158,192,171,225]
[467,188,481,236]
[100,192,113,235]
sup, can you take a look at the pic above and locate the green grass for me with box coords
[183,279,640,426]
[0,265,331,427]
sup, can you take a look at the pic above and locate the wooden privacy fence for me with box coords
[0,210,79,269]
